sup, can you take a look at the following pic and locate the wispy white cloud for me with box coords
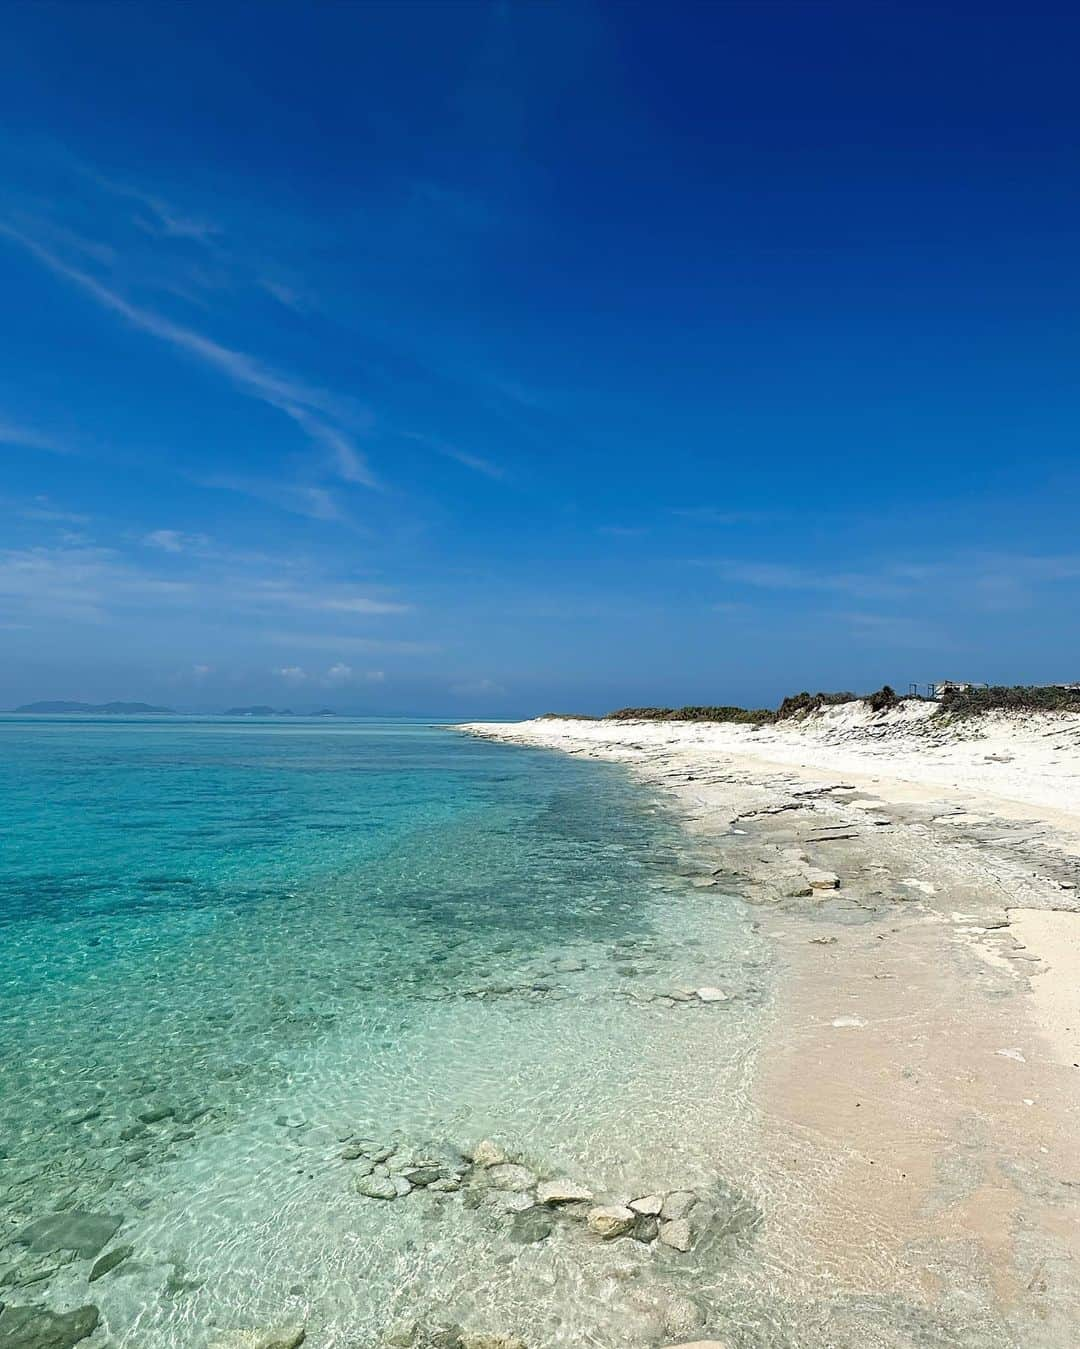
[0,419,70,455]
[0,544,191,624]
[266,631,436,654]
[87,170,221,244]
[402,430,504,480]
[142,528,210,553]
[313,596,410,614]
[0,222,378,489]
[201,476,346,522]
[705,559,909,601]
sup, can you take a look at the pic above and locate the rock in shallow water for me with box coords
[658,1218,692,1251]
[586,1204,636,1239]
[15,1212,122,1259]
[660,1191,696,1221]
[355,1173,408,1200]
[0,1301,100,1349]
[508,1206,556,1244]
[660,1342,729,1349]
[88,1242,134,1282]
[536,1179,593,1205]
[208,1328,306,1349]
[484,1163,537,1192]
[471,1139,507,1167]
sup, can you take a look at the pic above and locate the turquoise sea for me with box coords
[1,716,775,1348]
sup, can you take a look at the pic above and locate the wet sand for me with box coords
[461,707,1080,1346]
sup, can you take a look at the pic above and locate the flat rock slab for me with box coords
[15,1212,123,1259]
[0,1301,100,1349]
[208,1328,306,1349]
[485,1163,537,1191]
[659,1218,692,1251]
[660,1191,697,1221]
[537,1180,593,1205]
[88,1243,134,1282]
[586,1204,636,1239]
[508,1206,555,1244]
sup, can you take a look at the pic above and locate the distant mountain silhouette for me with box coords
[14,701,177,714]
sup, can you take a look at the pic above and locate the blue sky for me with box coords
[2,1,1079,714]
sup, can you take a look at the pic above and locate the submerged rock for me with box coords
[484,1163,537,1192]
[586,1204,636,1239]
[480,1189,533,1215]
[536,1180,593,1205]
[660,1191,697,1221]
[88,1242,134,1282]
[657,1294,708,1338]
[403,1166,444,1187]
[695,987,727,1003]
[208,1328,306,1349]
[137,1103,176,1124]
[0,1301,100,1349]
[659,1218,692,1251]
[0,1252,75,1289]
[508,1206,555,1244]
[355,1173,405,1200]
[471,1139,507,1167]
[628,1193,664,1215]
[15,1212,122,1259]
[632,1214,659,1243]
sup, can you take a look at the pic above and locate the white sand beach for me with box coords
[462,703,1080,1346]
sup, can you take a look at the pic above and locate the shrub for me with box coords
[775,690,855,720]
[940,684,1080,716]
[866,684,900,713]
[605,705,773,724]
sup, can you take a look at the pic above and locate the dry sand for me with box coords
[460,703,1080,1346]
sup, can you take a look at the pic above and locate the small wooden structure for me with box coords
[908,679,989,700]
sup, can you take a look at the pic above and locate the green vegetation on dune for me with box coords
[541,684,1080,725]
[939,684,1080,716]
[602,687,901,724]
[606,705,774,724]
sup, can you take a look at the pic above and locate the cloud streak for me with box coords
[0,222,378,488]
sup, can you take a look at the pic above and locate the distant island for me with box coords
[14,701,177,714]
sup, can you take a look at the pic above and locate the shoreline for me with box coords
[460,706,1080,1344]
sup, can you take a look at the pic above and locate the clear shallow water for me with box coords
[0,717,775,1347]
